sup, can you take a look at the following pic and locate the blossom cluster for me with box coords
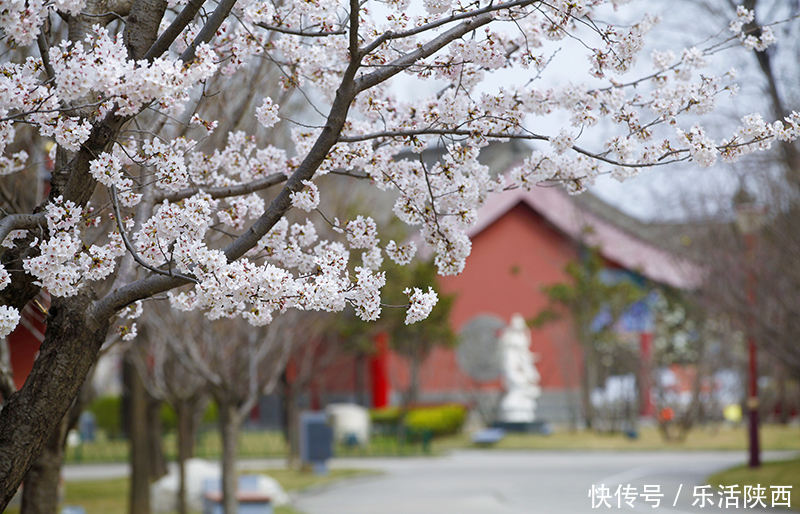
[21,197,126,299]
[1,0,798,337]
[0,25,217,169]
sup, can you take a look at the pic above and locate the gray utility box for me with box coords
[299,411,333,466]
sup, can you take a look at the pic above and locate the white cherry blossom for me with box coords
[0,305,21,339]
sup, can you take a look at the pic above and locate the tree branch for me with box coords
[36,30,55,82]
[360,0,540,56]
[349,0,360,59]
[144,0,207,62]
[254,22,345,37]
[355,10,501,93]
[92,11,367,320]
[152,173,287,203]
[109,186,198,284]
[0,214,46,258]
[180,0,237,62]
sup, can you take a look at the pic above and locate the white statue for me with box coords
[498,314,541,423]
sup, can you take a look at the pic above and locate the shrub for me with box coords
[202,401,219,425]
[160,403,178,433]
[370,407,402,426]
[87,396,123,439]
[160,400,217,433]
[404,404,467,437]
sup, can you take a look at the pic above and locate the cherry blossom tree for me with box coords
[0,0,798,508]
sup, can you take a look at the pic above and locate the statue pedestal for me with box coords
[492,420,551,434]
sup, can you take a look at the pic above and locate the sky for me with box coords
[588,0,797,222]
[386,0,793,222]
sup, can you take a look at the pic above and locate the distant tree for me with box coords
[382,260,456,406]
[162,312,306,514]
[532,247,642,429]
[133,309,210,514]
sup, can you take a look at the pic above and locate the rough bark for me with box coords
[20,416,68,514]
[0,293,108,512]
[123,0,168,61]
[21,373,97,514]
[0,337,15,402]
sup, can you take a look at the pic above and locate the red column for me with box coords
[370,332,390,408]
[640,331,654,417]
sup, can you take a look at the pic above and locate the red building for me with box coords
[374,183,702,421]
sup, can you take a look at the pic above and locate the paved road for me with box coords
[293,451,796,514]
[62,450,797,513]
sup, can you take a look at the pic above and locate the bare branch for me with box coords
[180,0,237,63]
[144,0,207,61]
[254,22,346,37]
[349,0,360,59]
[0,214,46,258]
[152,173,287,203]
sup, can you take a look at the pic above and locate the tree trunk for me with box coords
[176,396,200,514]
[581,345,596,430]
[20,415,68,514]
[21,376,96,514]
[218,400,240,514]
[147,396,167,481]
[283,378,300,469]
[405,351,421,407]
[355,353,366,407]
[128,354,151,514]
[0,294,109,512]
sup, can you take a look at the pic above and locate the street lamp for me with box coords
[733,186,766,469]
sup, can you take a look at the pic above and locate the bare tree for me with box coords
[132,308,210,514]
[164,311,308,514]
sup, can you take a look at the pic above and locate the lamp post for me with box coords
[734,192,766,469]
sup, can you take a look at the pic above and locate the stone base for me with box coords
[492,420,551,434]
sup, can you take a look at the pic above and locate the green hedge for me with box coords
[159,401,218,433]
[370,404,467,437]
[404,404,467,437]
[370,407,402,426]
[87,396,123,439]
[88,396,219,439]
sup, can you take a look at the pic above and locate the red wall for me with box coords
[8,316,45,392]
[416,202,583,393]
[290,202,585,404]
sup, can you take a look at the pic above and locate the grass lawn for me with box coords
[6,468,375,514]
[64,430,432,463]
[438,423,800,452]
[64,424,800,464]
[708,458,800,510]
